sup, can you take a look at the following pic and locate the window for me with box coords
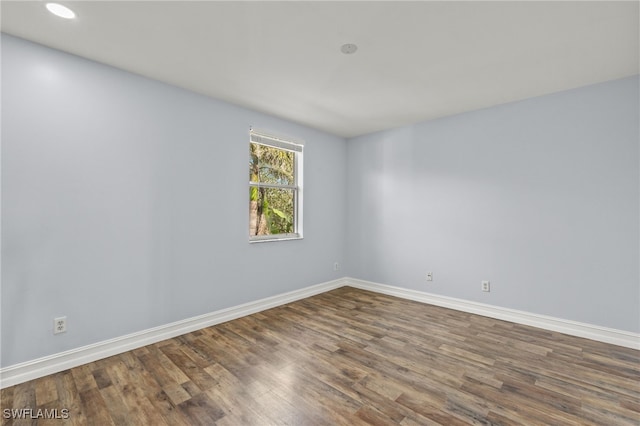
[249,130,303,242]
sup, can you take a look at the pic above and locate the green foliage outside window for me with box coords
[249,143,296,237]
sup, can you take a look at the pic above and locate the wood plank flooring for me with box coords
[2,287,639,425]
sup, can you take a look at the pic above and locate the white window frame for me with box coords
[249,129,303,243]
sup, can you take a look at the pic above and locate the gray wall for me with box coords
[1,35,347,367]
[347,76,639,333]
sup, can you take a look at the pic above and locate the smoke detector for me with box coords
[340,43,358,55]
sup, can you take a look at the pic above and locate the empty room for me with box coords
[1,1,639,425]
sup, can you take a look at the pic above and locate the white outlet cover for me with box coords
[54,316,67,334]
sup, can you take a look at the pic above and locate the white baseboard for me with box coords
[2,276,638,388]
[344,277,640,351]
[0,278,347,389]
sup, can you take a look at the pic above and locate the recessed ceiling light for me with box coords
[46,3,76,19]
[341,43,358,55]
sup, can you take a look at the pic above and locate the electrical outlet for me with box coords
[334,262,340,271]
[481,280,490,292]
[426,272,433,281]
[54,317,67,334]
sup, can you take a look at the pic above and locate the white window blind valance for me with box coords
[250,130,303,152]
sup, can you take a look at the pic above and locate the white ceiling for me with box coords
[2,1,638,138]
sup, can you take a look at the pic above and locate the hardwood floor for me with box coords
[2,286,639,425]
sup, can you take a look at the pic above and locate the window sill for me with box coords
[249,234,303,243]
